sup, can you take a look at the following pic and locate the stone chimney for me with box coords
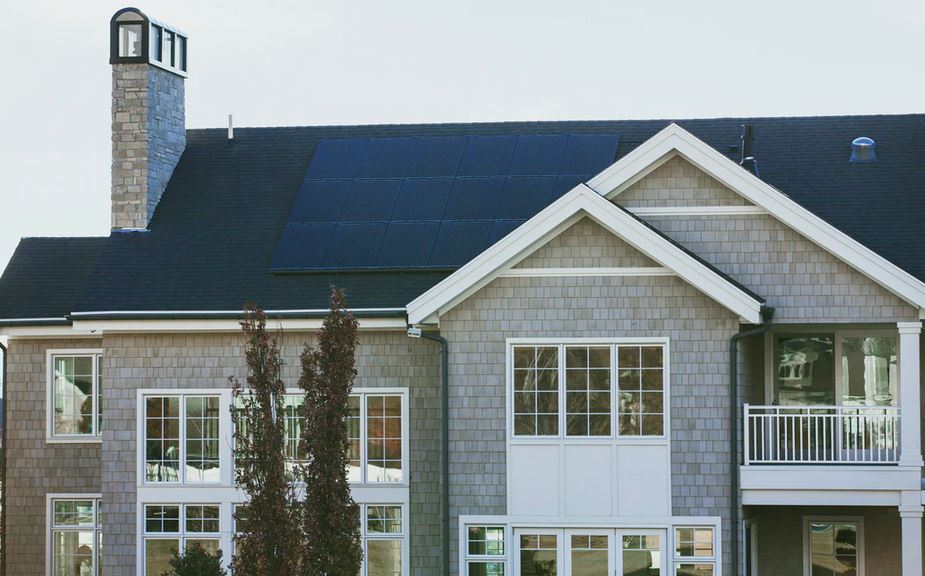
[109,8,188,230]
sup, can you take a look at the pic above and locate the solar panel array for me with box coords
[270,133,620,271]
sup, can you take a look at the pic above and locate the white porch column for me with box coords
[898,321,923,468]
[900,491,923,576]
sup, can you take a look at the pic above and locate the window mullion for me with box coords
[361,395,368,484]
[558,344,565,439]
[180,396,187,484]
[612,344,618,439]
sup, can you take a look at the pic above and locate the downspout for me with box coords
[0,340,6,576]
[408,328,450,576]
[729,307,773,575]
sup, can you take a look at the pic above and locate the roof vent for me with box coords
[850,136,877,163]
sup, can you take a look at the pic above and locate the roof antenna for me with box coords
[740,125,758,176]
[228,114,234,140]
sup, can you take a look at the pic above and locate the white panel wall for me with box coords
[508,443,669,516]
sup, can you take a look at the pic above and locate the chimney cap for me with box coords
[110,7,188,77]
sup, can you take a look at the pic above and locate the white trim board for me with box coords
[499,267,674,278]
[589,123,925,310]
[406,184,764,325]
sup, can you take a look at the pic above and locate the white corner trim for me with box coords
[627,205,767,217]
[406,184,764,325]
[499,267,674,278]
[588,122,925,309]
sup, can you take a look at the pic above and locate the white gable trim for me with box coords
[589,123,925,310]
[406,184,764,325]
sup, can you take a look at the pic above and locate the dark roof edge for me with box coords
[0,317,71,327]
[67,308,407,321]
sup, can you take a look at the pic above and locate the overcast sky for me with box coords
[1,0,924,273]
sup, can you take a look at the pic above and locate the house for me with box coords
[1,6,924,575]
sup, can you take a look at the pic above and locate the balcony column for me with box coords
[900,492,923,576]
[898,321,923,468]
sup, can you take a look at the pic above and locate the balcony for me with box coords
[744,404,901,465]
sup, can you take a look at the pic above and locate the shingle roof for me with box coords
[2,114,924,322]
[0,237,107,323]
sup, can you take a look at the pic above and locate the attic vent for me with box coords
[850,137,877,163]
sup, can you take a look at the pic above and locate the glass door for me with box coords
[514,529,666,576]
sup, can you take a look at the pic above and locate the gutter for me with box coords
[729,306,773,575]
[68,308,406,321]
[407,327,450,576]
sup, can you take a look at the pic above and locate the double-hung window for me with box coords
[143,504,221,575]
[674,526,716,575]
[143,394,221,483]
[512,342,667,438]
[49,497,102,576]
[48,351,103,440]
[362,504,406,576]
[466,526,506,575]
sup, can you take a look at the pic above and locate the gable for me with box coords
[589,123,925,313]
[616,156,752,208]
[406,185,764,325]
[514,218,659,270]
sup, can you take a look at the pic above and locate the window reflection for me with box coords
[842,336,896,406]
[776,336,835,406]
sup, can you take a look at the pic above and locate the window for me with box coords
[366,395,403,482]
[144,504,221,575]
[622,534,661,576]
[774,332,897,407]
[50,497,102,576]
[519,533,557,576]
[151,25,163,61]
[466,526,506,575]
[177,36,187,71]
[363,504,405,576]
[118,23,142,57]
[144,395,220,483]
[49,352,103,439]
[162,29,175,67]
[511,343,666,438]
[571,534,608,575]
[674,527,716,575]
[805,518,862,576]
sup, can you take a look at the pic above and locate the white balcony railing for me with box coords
[743,404,901,465]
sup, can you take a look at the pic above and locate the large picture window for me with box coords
[49,497,102,576]
[511,342,667,439]
[774,331,897,407]
[144,395,220,483]
[49,351,103,439]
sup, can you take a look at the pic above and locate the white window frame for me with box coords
[138,391,227,486]
[673,525,718,575]
[360,502,409,576]
[464,524,508,575]
[802,516,865,576]
[46,349,103,443]
[46,493,103,576]
[507,338,671,441]
[141,503,223,576]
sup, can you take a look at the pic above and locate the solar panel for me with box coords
[270,132,620,271]
[339,179,403,221]
[391,178,454,221]
[376,222,440,268]
[443,177,506,220]
[270,224,336,270]
[429,221,494,267]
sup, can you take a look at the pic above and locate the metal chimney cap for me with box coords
[850,137,877,163]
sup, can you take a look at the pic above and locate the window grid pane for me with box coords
[674,527,714,559]
[185,505,220,534]
[51,499,101,576]
[185,396,220,483]
[144,505,180,534]
[519,533,557,576]
[513,346,559,436]
[367,505,402,534]
[348,395,362,482]
[366,395,402,482]
[565,346,611,437]
[618,346,664,437]
[283,395,307,478]
[468,526,505,556]
[145,396,181,482]
[53,355,97,436]
[623,534,661,576]
[809,521,858,576]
